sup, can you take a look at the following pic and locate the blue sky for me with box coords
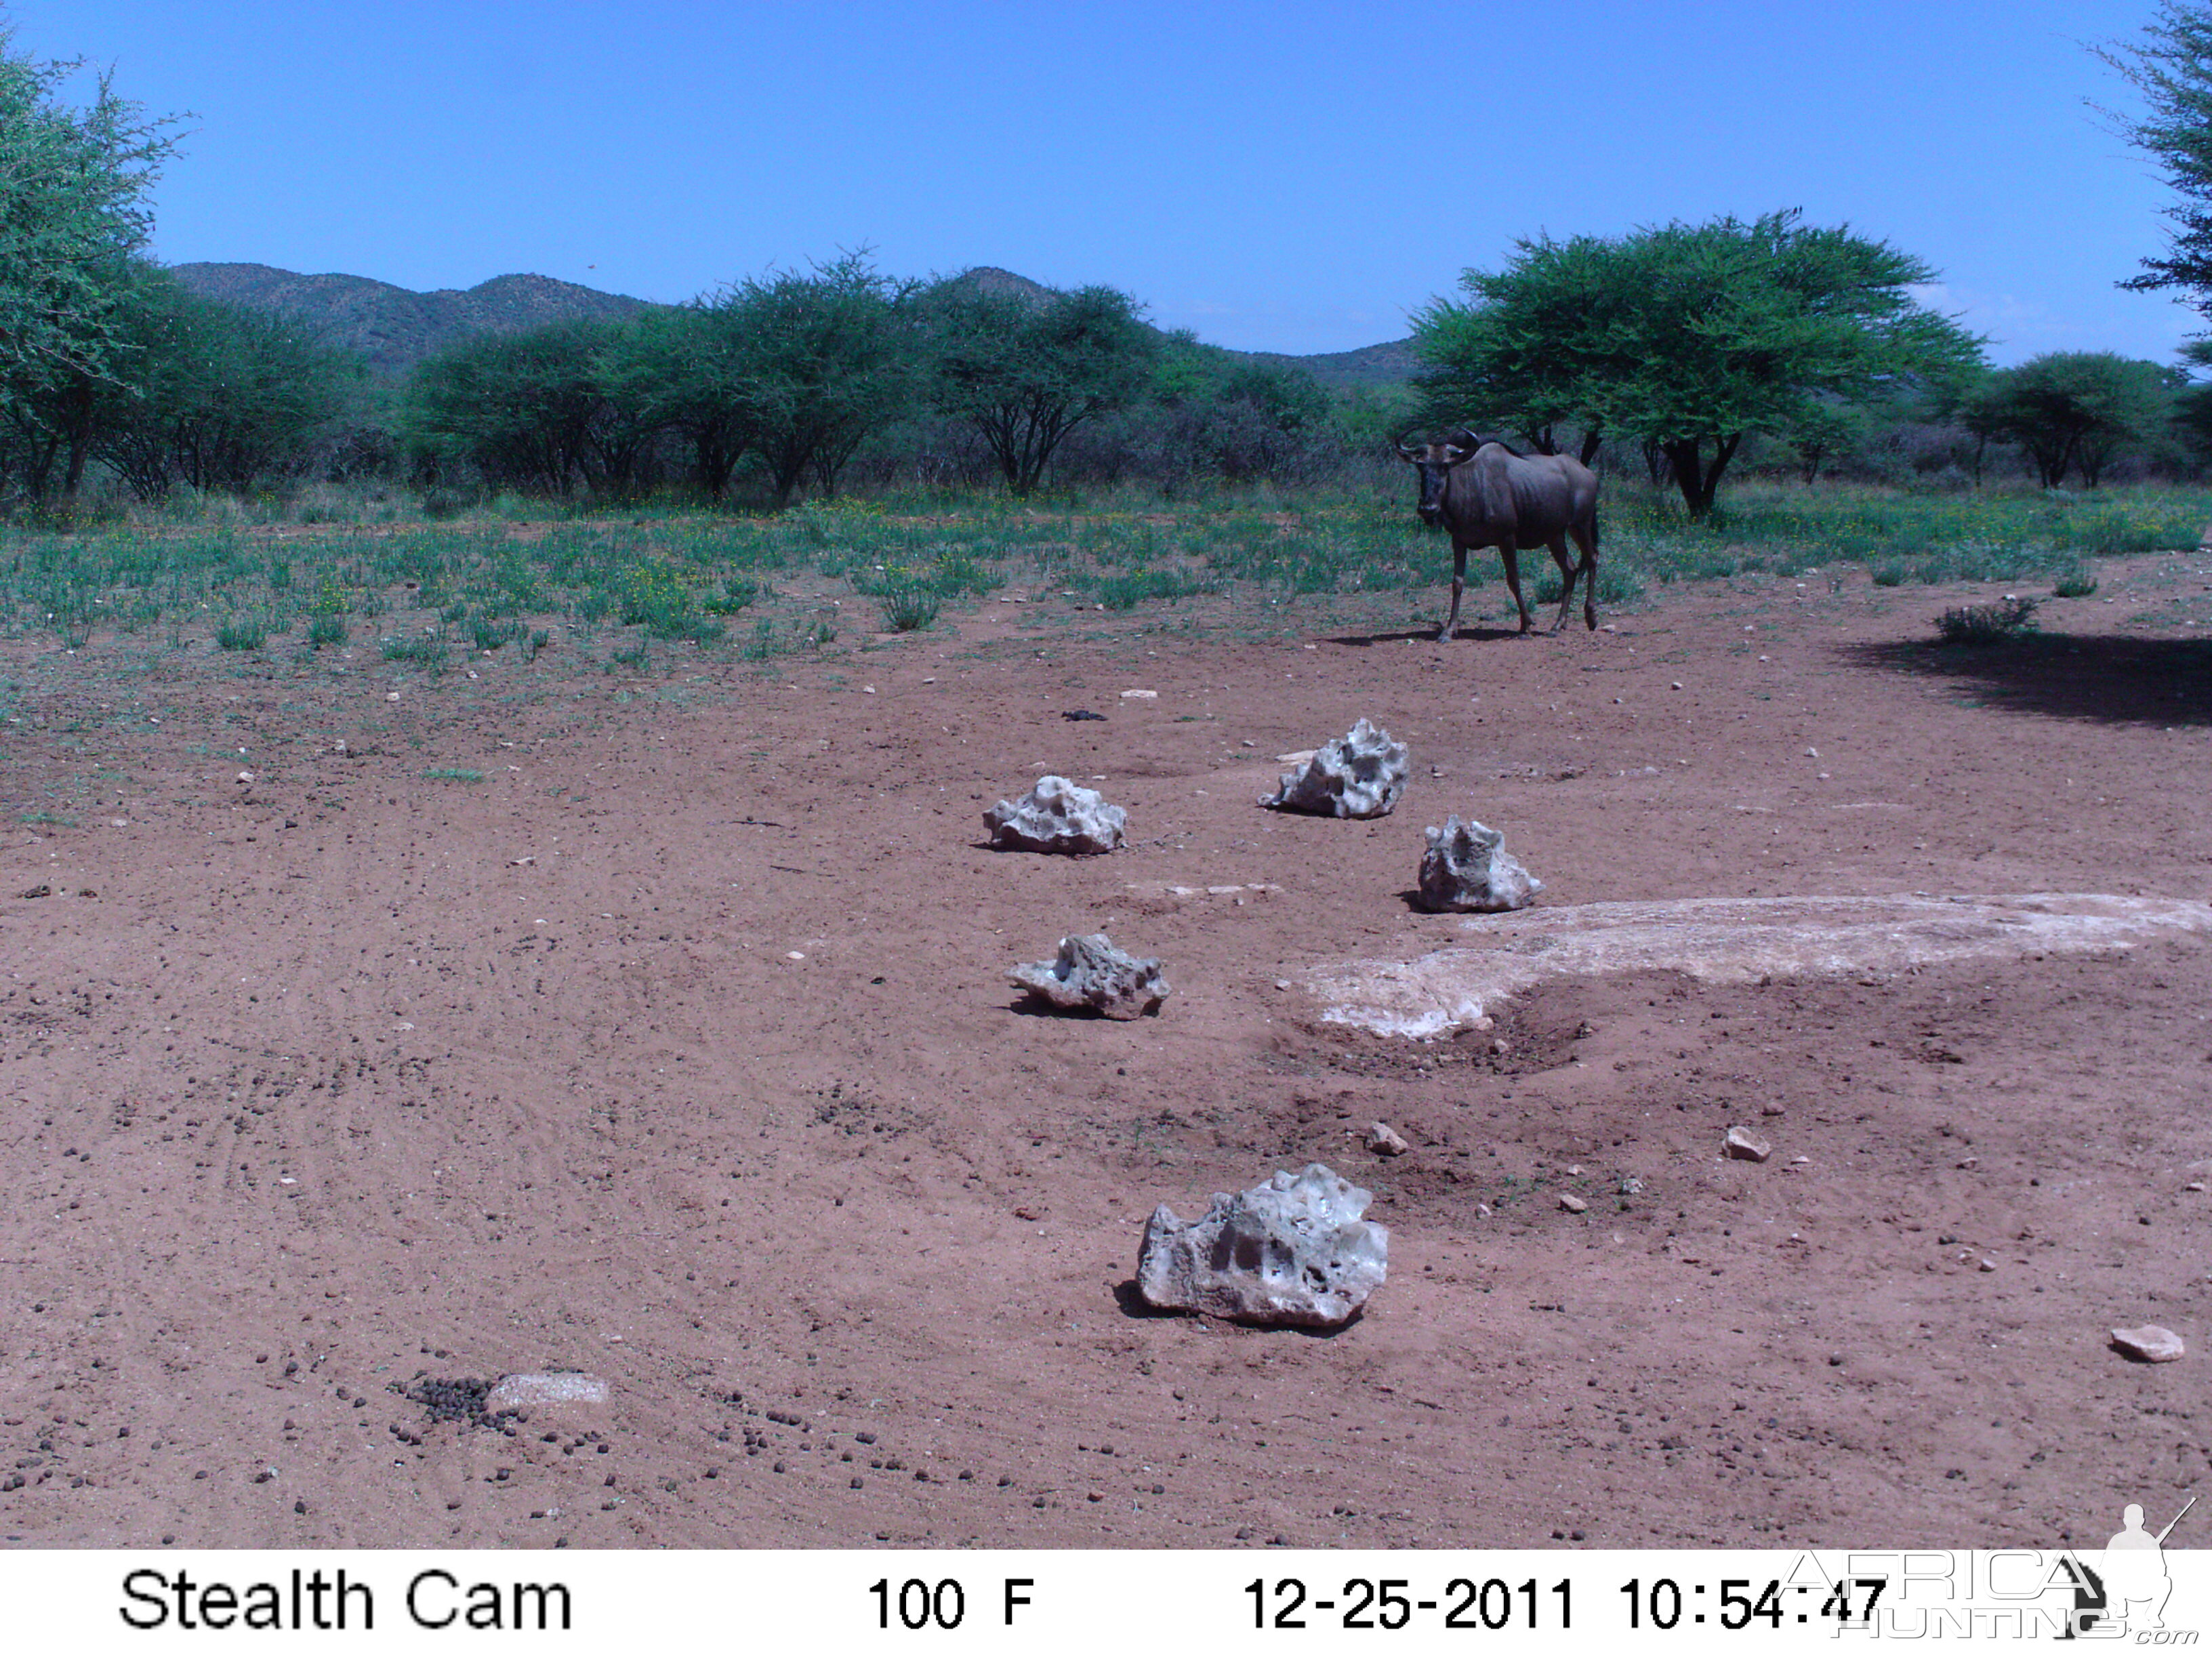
[12,0,2194,363]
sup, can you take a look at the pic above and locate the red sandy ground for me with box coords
[3,554,2211,1551]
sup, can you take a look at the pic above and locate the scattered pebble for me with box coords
[1120,689,1159,701]
[1559,1193,1588,1214]
[2111,1325,2186,1364]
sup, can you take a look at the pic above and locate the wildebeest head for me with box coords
[1395,429,1481,526]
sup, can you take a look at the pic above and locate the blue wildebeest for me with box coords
[1395,430,1601,640]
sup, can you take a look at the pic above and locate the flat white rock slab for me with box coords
[1309,893,2212,1038]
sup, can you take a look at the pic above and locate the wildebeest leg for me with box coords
[1570,509,1600,630]
[1437,542,1468,642]
[1500,545,1532,633]
[1546,535,1579,633]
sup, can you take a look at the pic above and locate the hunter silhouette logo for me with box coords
[2062,1495,2194,1638]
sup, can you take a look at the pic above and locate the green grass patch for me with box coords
[422,767,484,782]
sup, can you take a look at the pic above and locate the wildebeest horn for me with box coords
[1393,432,1424,462]
[1443,427,1482,456]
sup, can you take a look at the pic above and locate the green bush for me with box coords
[2053,563,2098,598]
[881,586,939,631]
[1936,596,2037,644]
[217,619,267,651]
[307,613,347,648]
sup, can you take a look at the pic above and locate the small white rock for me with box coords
[485,1372,611,1414]
[1366,1122,1410,1158]
[1120,689,1159,701]
[2111,1324,2186,1364]
[1559,1193,1588,1214]
[1723,1126,1771,1163]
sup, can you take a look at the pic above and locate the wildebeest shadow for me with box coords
[1325,624,1523,647]
[1108,1279,1362,1336]
[1840,632,2212,727]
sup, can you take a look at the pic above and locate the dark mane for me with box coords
[1446,427,1528,459]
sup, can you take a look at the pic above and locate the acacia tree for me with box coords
[91,269,356,497]
[1412,211,1985,518]
[2099,5,2212,331]
[926,281,1155,496]
[0,28,184,501]
[404,321,651,497]
[1961,353,2176,487]
[603,253,918,506]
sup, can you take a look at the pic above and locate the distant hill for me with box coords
[1223,337,1419,392]
[168,263,654,376]
[170,261,1419,388]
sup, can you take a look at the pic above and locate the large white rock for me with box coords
[1010,933,1168,1019]
[1261,719,1408,819]
[1137,1164,1388,1327]
[1417,815,1544,912]
[985,775,1126,854]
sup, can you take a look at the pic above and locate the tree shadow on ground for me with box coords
[1841,633,2212,728]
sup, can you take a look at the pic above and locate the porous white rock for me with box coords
[1009,933,1168,1019]
[1261,720,1408,819]
[985,775,1126,854]
[1417,815,1544,912]
[1136,1164,1388,1327]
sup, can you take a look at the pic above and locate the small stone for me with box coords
[1417,815,1544,912]
[1559,1193,1589,1214]
[1366,1122,1410,1158]
[2188,1183,2206,1193]
[985,775,1127,854]
[1670,681,1683,691]
[1978,1258,1996,1273]
[1723,1127,1771,1163]
[1120,689,1159,701]
[1260,720,1408,819]
[2111,1324,2186,1363]
[1617,1176,1643,1196]
[1760,1105,1786,1118]
[1009,933,1168,1020]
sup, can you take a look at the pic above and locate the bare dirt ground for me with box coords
[3,553,2211,1551]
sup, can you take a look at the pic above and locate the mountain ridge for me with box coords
[169,261,1416,388]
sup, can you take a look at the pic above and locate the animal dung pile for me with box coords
[1136,1164,1389,1328]
[1416,814,1544,912]
[1008,933,1169,1019]
[1260,718,1408,819]
[985,774,1126,854]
